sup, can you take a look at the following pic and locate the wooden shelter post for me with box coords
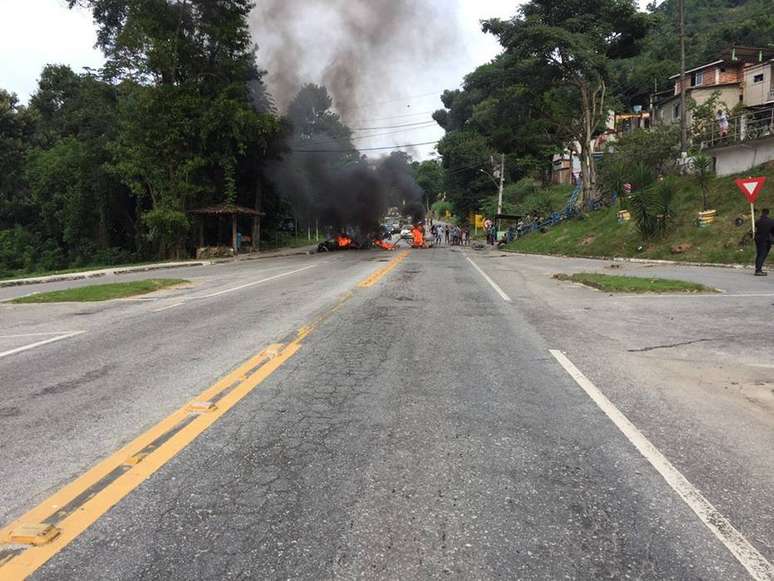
[252,216,258,252]
[231,214,238,255]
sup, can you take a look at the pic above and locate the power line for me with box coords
[347,110,438,124]
[350,126,441,141]
[351,120,437,131]
[444,162,488,177]
[293,124,441,148]
[293,140,440,153]
[343,90,444,112]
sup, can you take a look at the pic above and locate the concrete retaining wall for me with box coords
[712,136,774,176]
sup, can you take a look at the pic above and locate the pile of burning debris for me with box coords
[317,224,428,252]
[318,233,359,252]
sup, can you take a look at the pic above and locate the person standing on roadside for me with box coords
[754,208,774,276]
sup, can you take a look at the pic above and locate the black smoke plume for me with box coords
[265,86,426,238]
[252,0,447,238]
[250,1,457,120]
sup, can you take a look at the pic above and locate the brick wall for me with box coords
[673,63,742,94]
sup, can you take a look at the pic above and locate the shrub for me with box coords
[0,226,38,274]
[630,178,676,240]
[431,200,454,217]
[142,207,190,257]
[507,178,541,202]
[598,126,680,198]
[692,153,713,211]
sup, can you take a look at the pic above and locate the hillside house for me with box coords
[743,58,774,108]
[551,151,581,185]
[654,46,774,125]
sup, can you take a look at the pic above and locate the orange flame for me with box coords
[336,234,353,249]
[374,239,395,250]
[411,226,424,248]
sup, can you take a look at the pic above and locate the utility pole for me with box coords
[497,153,505,217]
[678,0,688,161]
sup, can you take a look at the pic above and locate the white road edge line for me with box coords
[190,263,319,300]
[153,302,184,313]
[0,331,85,360]
[0,332,78,338]
[615,292,774,299]
[466,257,512,302]
[549,349,774,581]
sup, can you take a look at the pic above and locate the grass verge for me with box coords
[553,272,716,294]
[12,279,189,303]
[505,161,774,265]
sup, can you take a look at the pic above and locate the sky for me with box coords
[0,1,644,160]
[0,0,517,159]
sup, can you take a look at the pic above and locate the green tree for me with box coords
[437,130,495,217]
[29,66,130,255]
[70,0,281,257]
[0,90,35,230]
[433,53,556,196]
[412,159,445,208]
[483,0,648,203]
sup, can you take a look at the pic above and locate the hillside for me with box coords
[506,162,774,265]
[614,0,774,106]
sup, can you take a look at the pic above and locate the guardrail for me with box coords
[509,182,583,241]
[695,105,774,150]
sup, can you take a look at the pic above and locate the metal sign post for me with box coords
[735,177,767,238]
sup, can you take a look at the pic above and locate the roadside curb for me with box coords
[0,262,209,288]
[502,250,753,270]
[0,247,318,288]
[211,248,315,265]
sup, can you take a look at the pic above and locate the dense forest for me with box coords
[0,1,443,277]
[434,0,774,217]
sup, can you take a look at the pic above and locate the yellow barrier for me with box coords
[698,209,716,227]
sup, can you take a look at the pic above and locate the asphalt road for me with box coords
[0,246,772,580]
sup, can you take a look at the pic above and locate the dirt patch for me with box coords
[671,243,693,254]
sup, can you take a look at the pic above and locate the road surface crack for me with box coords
[627,338,715,353]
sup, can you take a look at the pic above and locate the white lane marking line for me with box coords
[117,297,159,302]
[615,292,774,299]
[153,302,184,313]
[0,332,77,338]
[549,349,774,581]
[466,257,512,302]
[189,264,319,300]
[0,331,85,360]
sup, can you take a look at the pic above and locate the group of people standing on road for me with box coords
[430,224,469,246]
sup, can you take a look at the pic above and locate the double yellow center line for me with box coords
[0,250,410,579]
[358,250,410,288]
